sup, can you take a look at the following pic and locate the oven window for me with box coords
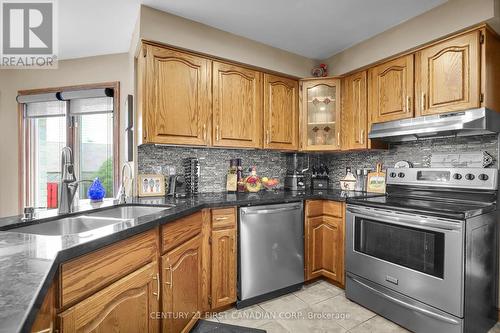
[354,217,444,278]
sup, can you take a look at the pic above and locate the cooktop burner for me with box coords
[347,195,496,219]
[348,168,499,220]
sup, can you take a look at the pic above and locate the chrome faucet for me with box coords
[58,147,92,214]
[117,162,133,204]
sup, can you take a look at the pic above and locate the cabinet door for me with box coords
[211,227,237,309]
[59,262,160,333]
[144,45,211,145]
[416,31,480,116]
[306,216,343,284]
[369,55,414,124]
[301,79,342,151]
[342,71,367,150]
[162,234,202,333]
[213,61,262,148]
[263,74,299,150]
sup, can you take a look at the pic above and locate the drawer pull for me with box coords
[214,216,229,221]
[165,265,173,288]
[152,273,160,301]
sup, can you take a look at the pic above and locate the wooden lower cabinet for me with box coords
[59,262,160,333]
[162,233,202,333]
[305,201,345,285]
[210,207,237,309]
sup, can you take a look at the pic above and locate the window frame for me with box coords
[18,82,120,211]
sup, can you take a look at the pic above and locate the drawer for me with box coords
[211,207,236,229]
[60,229,157,308]
[323,201,344,218]
[162,211,203,252]
[306,200,343,218]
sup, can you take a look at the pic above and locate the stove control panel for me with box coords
[386,168,498,190]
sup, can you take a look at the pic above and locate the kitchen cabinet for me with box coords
[161,212,204,333]
[341,71,368,150]
[263,74,299,150]
[59,262,160,333]
[138,44,211,146]
[162,235,202,333]
[305,200,344,285]
[300,78,342,151]
[368,55,414,124]
[416,30,481,116]
[213,61,262,148]
[210,208,237,309]
[31,281,56,333]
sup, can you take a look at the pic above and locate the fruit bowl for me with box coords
[262,178,280,190]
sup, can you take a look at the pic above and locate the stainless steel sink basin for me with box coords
[12,216,127,236]
[87,205,173,219]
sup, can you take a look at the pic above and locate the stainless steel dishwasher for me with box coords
[238,202,304,308]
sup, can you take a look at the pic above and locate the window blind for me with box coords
[24,100,66,118]
[70,97,114,115]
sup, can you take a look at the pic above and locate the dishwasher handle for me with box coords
[241,204,302,215]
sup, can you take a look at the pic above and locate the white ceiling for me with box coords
[58,0,447,60]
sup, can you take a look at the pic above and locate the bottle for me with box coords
[340,167,357,191]
[354,169,363,192]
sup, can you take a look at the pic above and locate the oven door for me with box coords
[346,204,464,317]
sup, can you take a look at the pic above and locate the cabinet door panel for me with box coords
[59,262,159,333]
[416,31,480,115]
[301,79,342,151]
[213,62,262,148]
[369,55,414,123]
[263,74,298,150]
[342,71,367,150]
[145,46,210,145]
[306,215,343,284]
[211,228,237,308]
[162,234,202,333]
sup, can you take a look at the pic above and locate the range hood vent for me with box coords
[368,108,500,142]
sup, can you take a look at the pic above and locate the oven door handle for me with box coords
[347,206,462,231]
[350,275,461,325]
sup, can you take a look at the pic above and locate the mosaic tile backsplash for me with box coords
[138,134,499,192]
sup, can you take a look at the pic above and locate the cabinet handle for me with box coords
[165,265,173,288]
[203,123,207,142]
[215,216,228,221]
[216,125,220,141]
[360,129,365,145]
[337,132,341,147]
[421,93,426,111]
[406,96,412,113]
[266,130,270,145]
[152,273,160,301]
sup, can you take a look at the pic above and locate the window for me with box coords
[19,83,119,210]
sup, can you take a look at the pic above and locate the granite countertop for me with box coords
[0,190,380,333]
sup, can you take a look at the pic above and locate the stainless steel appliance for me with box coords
[238,202,304,308]
[368,108,500,142]
[284,153,308,191]
[346,167,498,333]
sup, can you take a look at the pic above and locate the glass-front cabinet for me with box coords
[300,79,341,150]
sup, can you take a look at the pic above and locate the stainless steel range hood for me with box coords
[368,108,500,142]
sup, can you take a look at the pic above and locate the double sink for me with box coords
[12,205,174,236]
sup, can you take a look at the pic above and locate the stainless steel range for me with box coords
[346,168,498,333]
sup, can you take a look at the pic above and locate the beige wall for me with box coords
[137,5,316,78]
[323,0,498,75]
[0,53,131,217]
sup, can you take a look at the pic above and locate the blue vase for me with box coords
[88,178,106,202]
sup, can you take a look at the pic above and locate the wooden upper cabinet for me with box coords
[212,61,262,148]
[301,79,342,151]
[369,55,414,124]
[263,74,299,150]
[142,44,211,146]
[341,71,368,150]
[59,262,160,333]
[416,31,481,116]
